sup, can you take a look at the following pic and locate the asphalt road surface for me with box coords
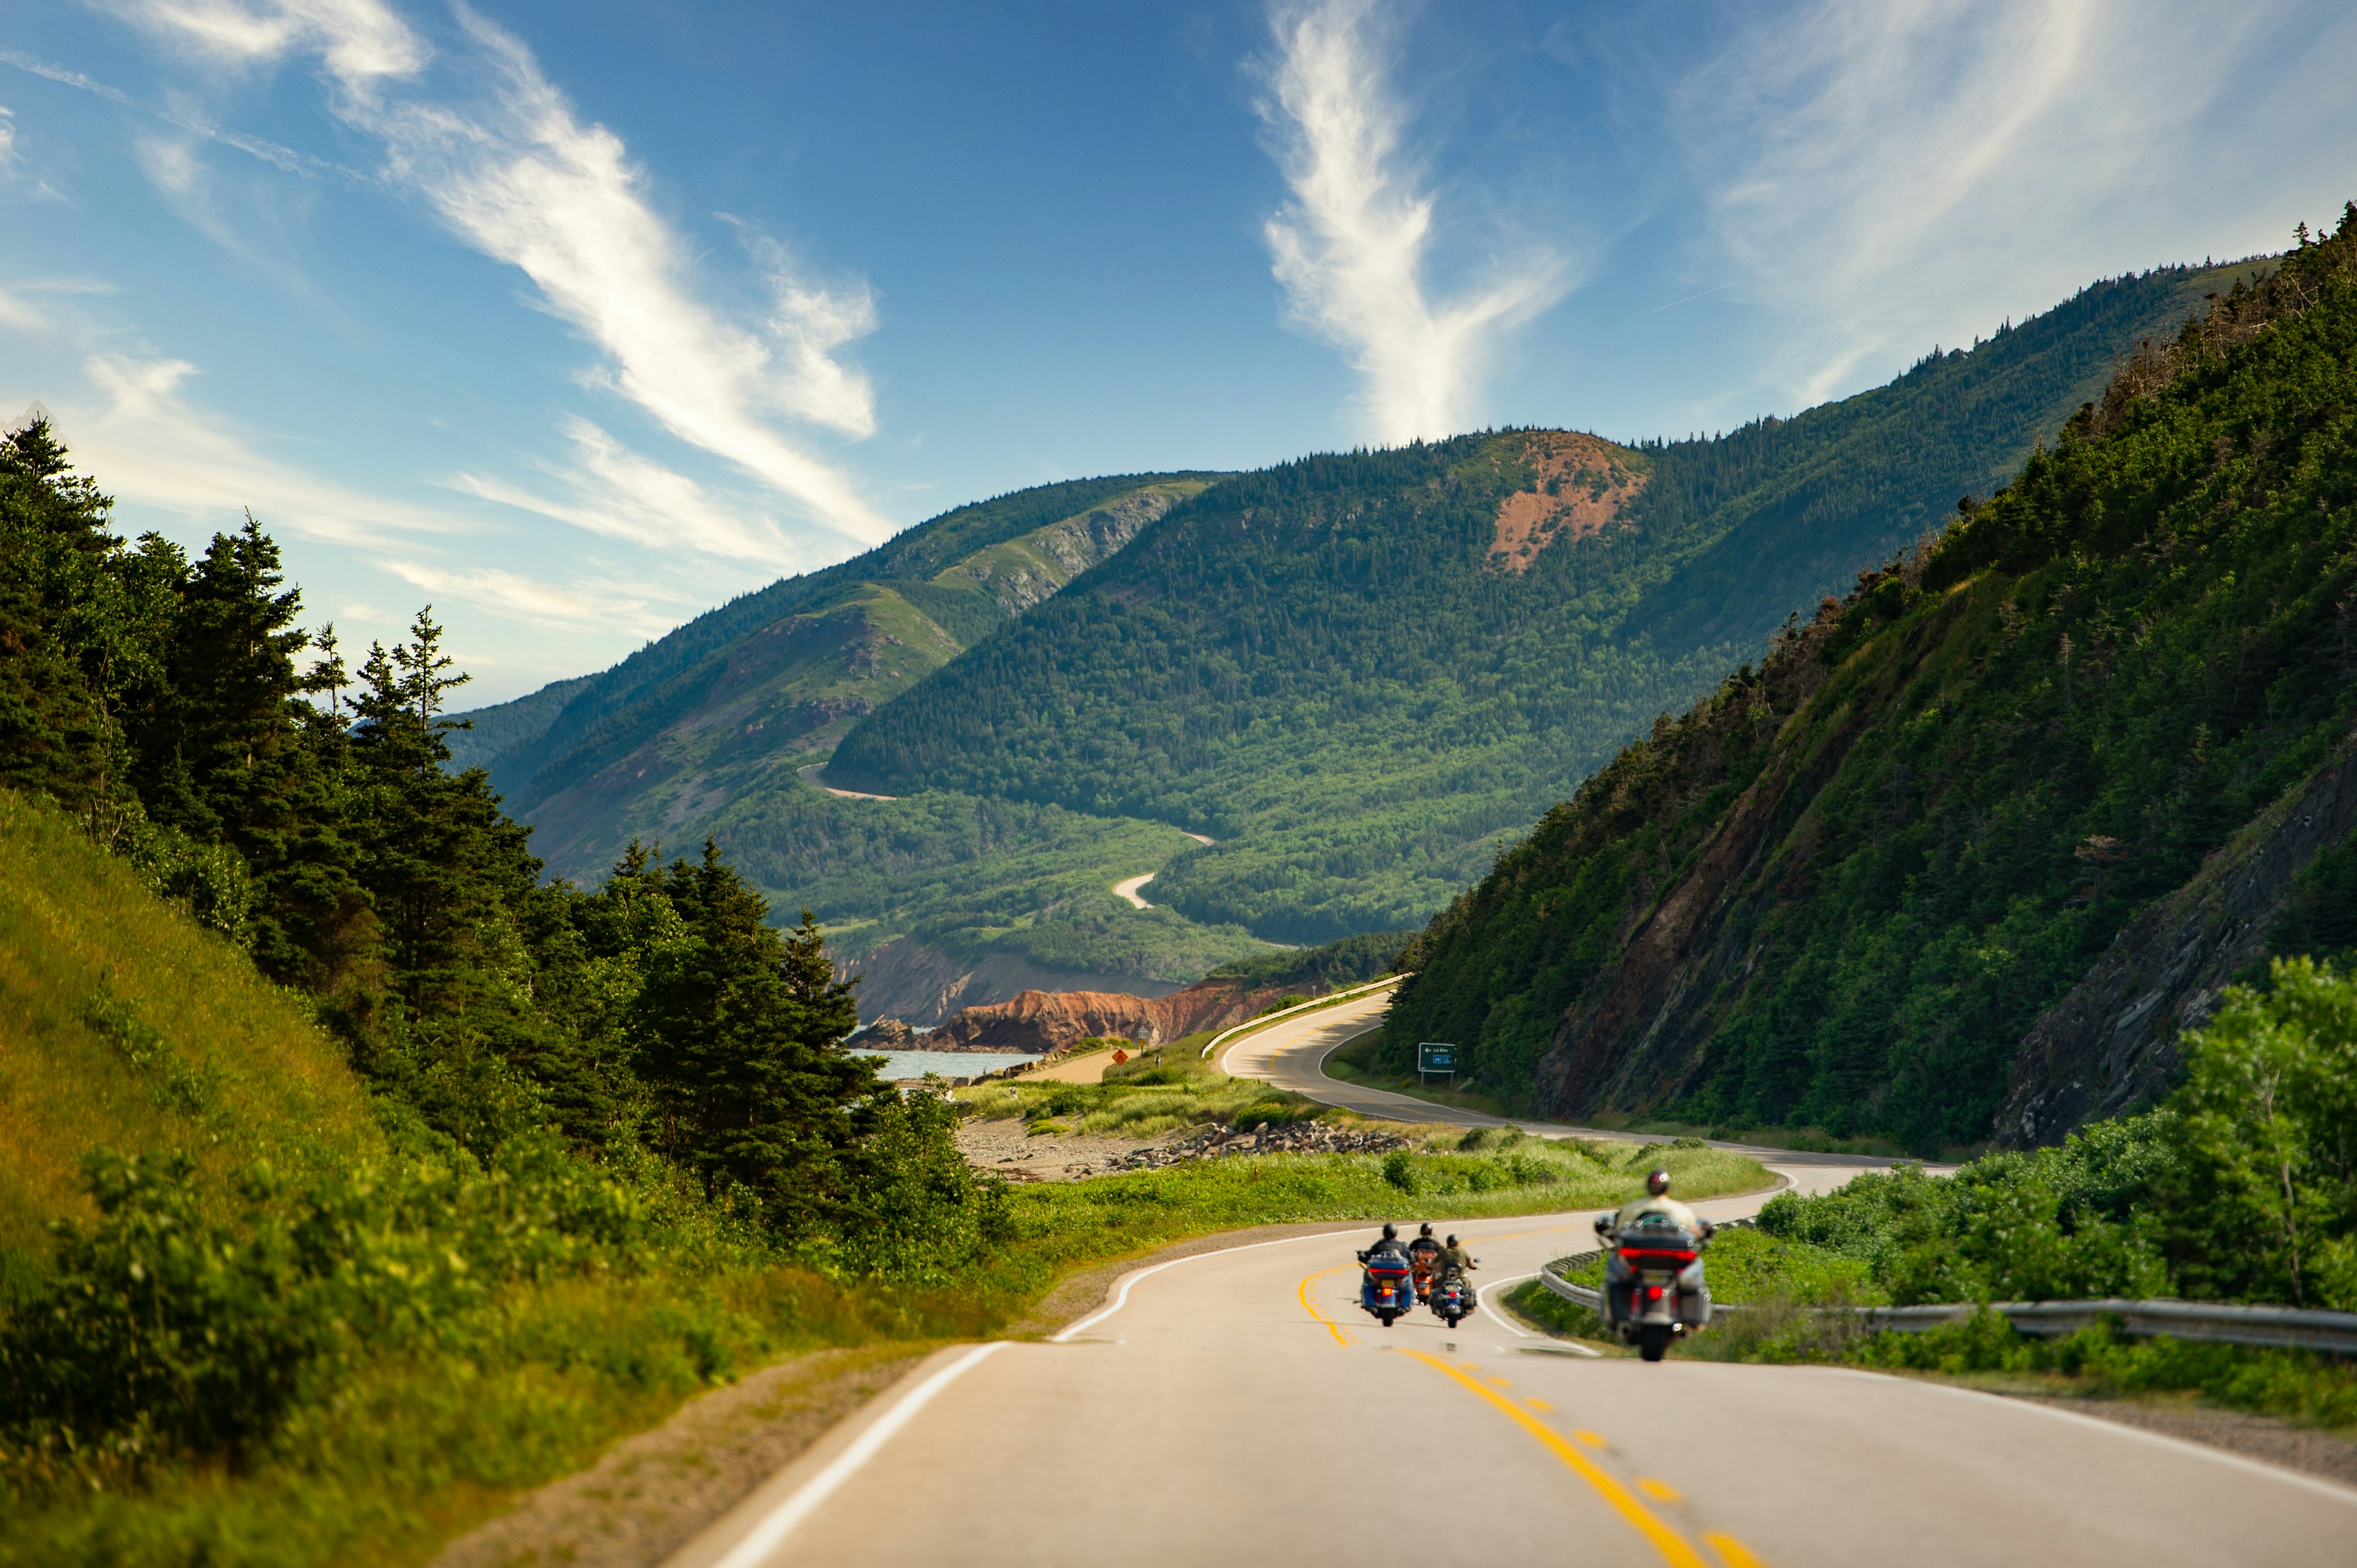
[667,998,2356,1567]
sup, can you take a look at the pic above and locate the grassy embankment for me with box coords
[0,799,1758,1568]
[957,1036,1772,1291]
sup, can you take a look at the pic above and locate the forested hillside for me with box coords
[464,474,1213,872]
[831,259,2264,943]
[1381,212,2357,1155]
[449,473,1287,1007]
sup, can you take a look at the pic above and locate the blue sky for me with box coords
[4,1,2353,701]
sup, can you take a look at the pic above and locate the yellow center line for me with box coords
[1573,1429,1608,1448]
[1703,1532,1770,1568]
[1391,1348,1709,1568]
[1298,1265,1355,1346]
[1637,1478,1683,1504]
[1526,1397,1555,1412]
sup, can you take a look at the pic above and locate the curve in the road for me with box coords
[1113,872,1155,908]
[664,991,2353,1568]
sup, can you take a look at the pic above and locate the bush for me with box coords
[0,1138,651,1466]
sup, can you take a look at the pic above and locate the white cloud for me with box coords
[1256,0,1569,445]
[1681,0,2357,407]
[96,0,896,547]
[0,105,17,174]
[60,353,463,546]
[451,415,818,571]
[133,131,203,195]
[88,0,428,92]
[370,554,674,636]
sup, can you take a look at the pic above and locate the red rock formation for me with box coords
[929,975,1299,1054]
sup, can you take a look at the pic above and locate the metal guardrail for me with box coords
[1533,1258,2357,1354]
[1199,975,1403,1060]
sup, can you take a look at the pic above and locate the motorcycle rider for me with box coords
[1596,1169,1713,1328]
[1357,1221,1409,1264]
[1406,1222,1442,1299]
[1609,1168,1713,1239]
[1436,1234,1476,1280]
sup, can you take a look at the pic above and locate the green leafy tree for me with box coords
[2165,957,2357,1307]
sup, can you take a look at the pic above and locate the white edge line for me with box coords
[707,1342,1009,1568]
[1477,1270,1536,1338]
[1832,1367,2357,1507]
[1050,1227,1375,1342]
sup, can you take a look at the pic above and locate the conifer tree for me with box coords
[634,843,876,1235]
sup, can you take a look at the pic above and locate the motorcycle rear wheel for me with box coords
[1379,1308,1398,1326]
[1639,1324,1671,1362]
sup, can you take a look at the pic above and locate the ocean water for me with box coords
[863,1049,1038,1081]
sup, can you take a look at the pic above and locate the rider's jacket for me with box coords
[1436,1243,1474,1275]
[1406,1236,1441,1262]
[1609,1194,1706,1236]
[1363,1235,1409,1261]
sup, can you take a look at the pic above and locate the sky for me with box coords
[4,1,2353,703]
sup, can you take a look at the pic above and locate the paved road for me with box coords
[1224,988,1919,1189]
[667,997,2355,1567]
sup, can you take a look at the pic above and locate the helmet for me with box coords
[1646,1168,1672,1197]
[1381,1222,1398,1239]
[1445,1235,1458,1246]
[1418,1222,1434,1237]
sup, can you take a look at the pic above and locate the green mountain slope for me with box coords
[1379,215,2357,1154]
[456,474,1287,1010]
[830,261,2264,943]
[0,789,380,1296]
[468,475,1213,873]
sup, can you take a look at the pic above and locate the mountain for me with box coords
[829,259,2268,945]
[466,474,1215,870]
[1376,215,2357,1155]
[455,474,1292,1018]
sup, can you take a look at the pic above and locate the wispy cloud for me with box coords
[451,415,818,571]
[370,554,675,636]
[87,0,429,91]
[94,0,895,546]
[60,353,462,546]
[1256,0,1568,445]
[1681,0,2357,406]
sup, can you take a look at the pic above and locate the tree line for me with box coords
[0,419,957,1245]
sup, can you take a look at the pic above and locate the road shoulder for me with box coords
[427,1344,927,1568]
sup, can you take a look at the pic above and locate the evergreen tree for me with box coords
[634,843,876,1235]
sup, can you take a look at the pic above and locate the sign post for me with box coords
[1417,1042,1457,1089]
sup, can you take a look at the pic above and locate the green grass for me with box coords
[0,795,1765,1566]
[0,791,380,1293]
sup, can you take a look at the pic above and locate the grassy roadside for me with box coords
[1504,1201,2357,1437]
[4,1067,1768,1568]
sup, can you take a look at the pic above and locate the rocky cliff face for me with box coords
[926,973,1299,1053]
[837,937,1183,1029]
[1995,732,2357,1146]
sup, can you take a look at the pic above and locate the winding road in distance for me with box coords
[666,992,2355,1568]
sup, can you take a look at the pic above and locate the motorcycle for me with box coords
[1409,1248,1439,1303]
[1357,1248,1415,1326]
[1428,1267,1476,1327]
[1593,1212,1711,1362]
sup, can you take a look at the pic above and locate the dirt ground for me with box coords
[955,1112,1183,1180]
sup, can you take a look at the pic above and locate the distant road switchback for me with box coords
[668,993,2356,1567]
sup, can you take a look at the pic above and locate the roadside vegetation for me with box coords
[1512,959,2357,1426]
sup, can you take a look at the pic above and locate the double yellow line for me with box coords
[1296,1262,1768,1568]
